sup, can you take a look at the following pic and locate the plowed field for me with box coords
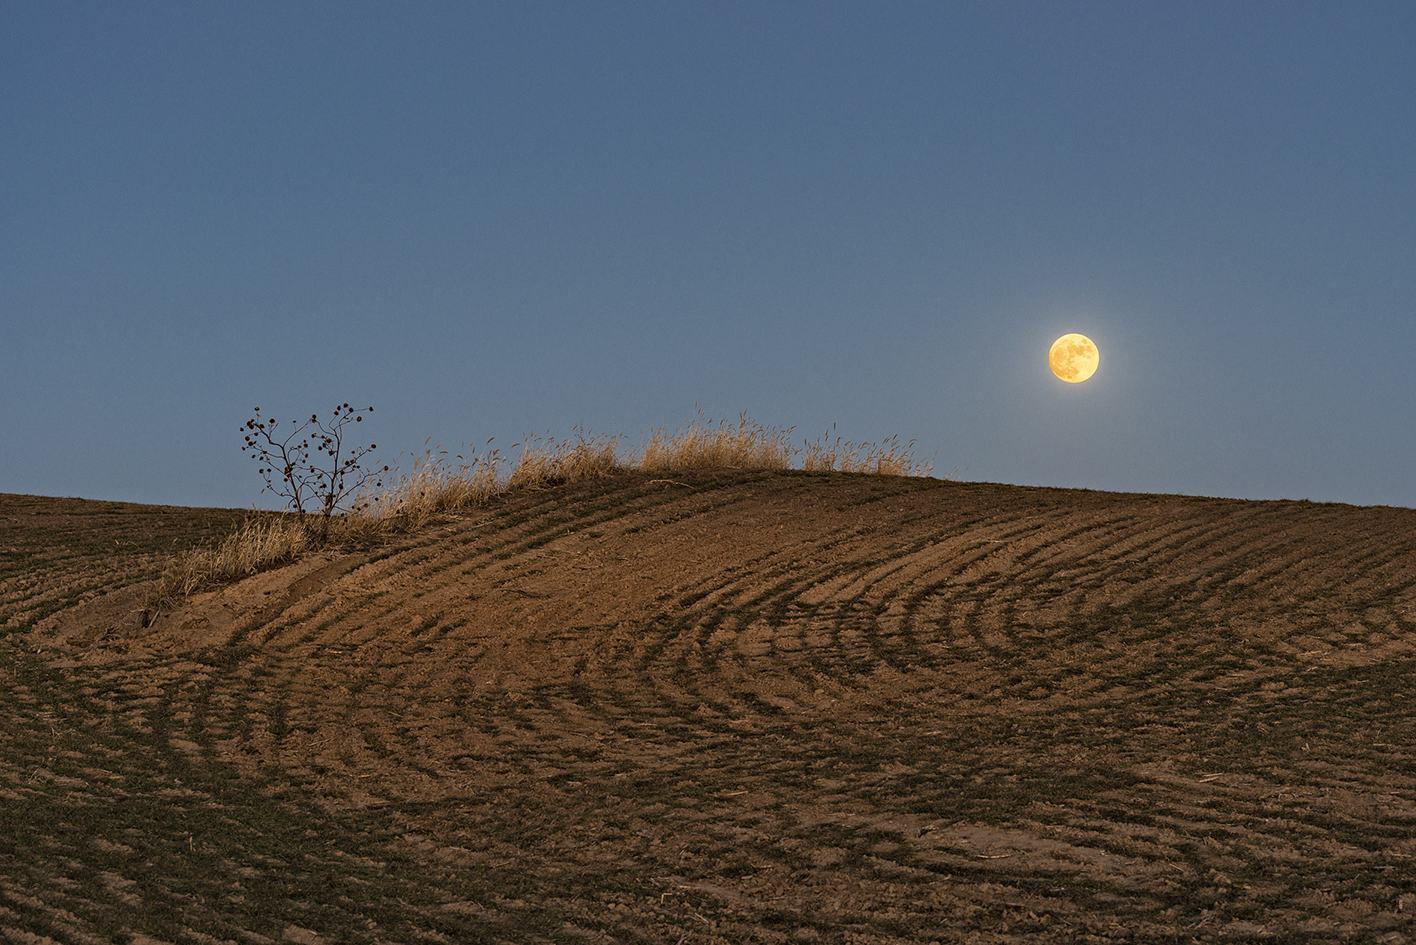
[4,470,1416,943]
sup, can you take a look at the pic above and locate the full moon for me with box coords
[1049,333,1099,383]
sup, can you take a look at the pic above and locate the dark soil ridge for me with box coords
[4,471,1416,943]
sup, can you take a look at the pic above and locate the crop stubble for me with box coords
[5,471,1416,942]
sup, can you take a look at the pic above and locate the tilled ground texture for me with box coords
[5,470,1416,943]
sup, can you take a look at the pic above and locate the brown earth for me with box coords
[4,470,1416,943]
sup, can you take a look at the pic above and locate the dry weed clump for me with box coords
[505,429,623,492]
[346,440,505,535]
[637,411,797,472]
[801,426,932,477]
[153,413,932,606]
[149,515,308,609]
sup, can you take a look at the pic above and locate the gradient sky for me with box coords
[4,2,1414,510]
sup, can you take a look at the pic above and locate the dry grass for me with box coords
[346,440,506,535]
[638,411,797,472]
[504,428,624,492]
[149,515,309,603]
[153,413,933,602]
[800,425,932,477]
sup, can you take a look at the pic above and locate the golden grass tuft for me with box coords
[505,429,623,492]
[151,412,933,608]
[637,411,797,472]
[346,440,505,535]
[801,426,932,477]
[149,515,308,605]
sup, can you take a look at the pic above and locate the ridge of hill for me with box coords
[4,471,1416,942]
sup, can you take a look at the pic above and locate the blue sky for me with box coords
[3,2,1414,509]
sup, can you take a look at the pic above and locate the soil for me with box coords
[4,469,1416,943]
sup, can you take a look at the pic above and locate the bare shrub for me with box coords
[240,404,389,543]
